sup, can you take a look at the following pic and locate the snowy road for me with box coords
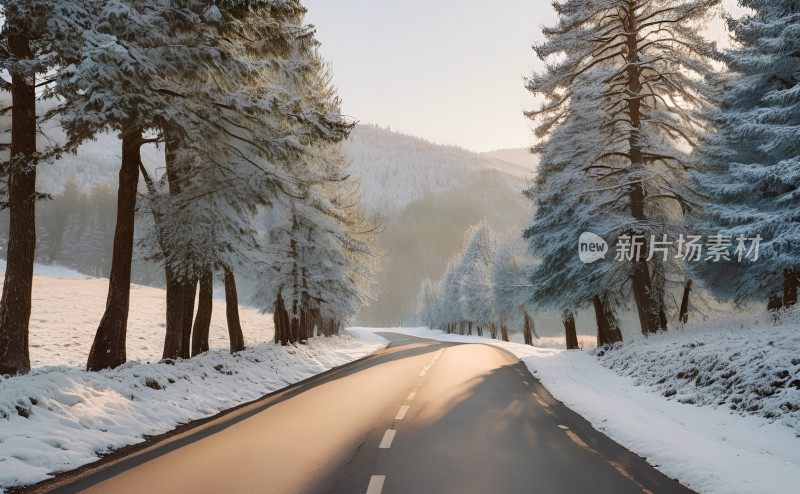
[41,334,692,493]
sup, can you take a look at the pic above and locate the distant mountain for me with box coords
[344,125,533,326]
[480,147,539,174]
[345,125,532,214]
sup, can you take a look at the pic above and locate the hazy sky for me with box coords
[305,0,742,153]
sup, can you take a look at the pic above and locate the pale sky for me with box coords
[305,0,743,153]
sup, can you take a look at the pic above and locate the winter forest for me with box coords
[0,0,380,376]
[1,0,800,492]
[416,0,800,349]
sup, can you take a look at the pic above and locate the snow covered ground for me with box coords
[0,271,383,491]
[596,312,800,431]
[349,324,800,494]
[0,262,275,367]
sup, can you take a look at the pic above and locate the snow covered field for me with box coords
[0,262,275,367]
[349,325,800,494]
[0,271,383,491]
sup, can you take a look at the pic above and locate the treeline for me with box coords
[416,222,539,345]
[417,0,799,349]
[0,0,379,376]
[0,180,116,277]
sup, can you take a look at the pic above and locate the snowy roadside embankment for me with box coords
[351,326,800,494]
[0,336,381,490]
[596,312,800,431]
[0,271,384,491]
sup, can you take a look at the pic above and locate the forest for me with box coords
[0,0,380,376]
[415,0,800,348]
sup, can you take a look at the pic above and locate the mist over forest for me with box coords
[0,124,537,327]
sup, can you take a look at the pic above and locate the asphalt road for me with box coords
[44,333,694,494]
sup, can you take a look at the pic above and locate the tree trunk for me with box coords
[298,308,309,343]
[160,138,197,360]
[86,129,141,371]
[298,308,308,342]
[593,295,623,346]
[501,323,510,342]
[564,313,579,350]
[0,34,36,376]
[274,295,290,345]
[191,270,213,356]
[679,279,692,324]
[467,321,472,336]
[768,293,783,314]
[523,310,536,345]
[459,321,465,335]
[312,308,323,338]
[181,278,197,357]
[223,267,245,353]
[161,268,186,360]
[623,3,664,335]
[783,268,798,307]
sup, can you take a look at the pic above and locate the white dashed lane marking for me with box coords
[407,389,417,401]
[558,425,570,430]
[395,405,410,420]
[366,475,385,494]
[379,429,396,449]
[418,348,444,377]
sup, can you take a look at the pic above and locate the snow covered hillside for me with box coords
[350,325,800,494]
[480,147,539,173]
[344,126,535,325]
[345,125,534,214]
[0,272,383,491]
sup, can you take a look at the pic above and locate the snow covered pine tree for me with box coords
[694,0,800,308]
[0,0,92,375]
[525,0,719,336]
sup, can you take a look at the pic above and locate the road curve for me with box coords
[39,333,693,494]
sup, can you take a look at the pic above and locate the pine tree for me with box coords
[0,0,92,375]
[457,222,497,335]
[491,237,533,343]
[140,3,353,356]
[258,142,379,344]
[694,1,800,305]
[439,257,463,333]
[52,0,340,367]
[525,0,719,334]
[416,278,440,329]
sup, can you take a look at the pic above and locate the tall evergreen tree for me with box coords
[457,222,497,335]
[525,0,719,334]
[0,0,92,375]
[694,1,800,305]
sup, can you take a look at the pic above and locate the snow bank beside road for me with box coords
[597,312,800,431]
[0,336,382,491]
[353,326,800,494]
